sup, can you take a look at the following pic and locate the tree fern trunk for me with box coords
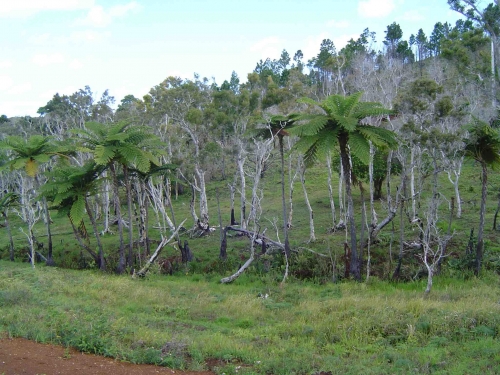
[110,163,125,274]
[84,198,106,271]
[339,135,360,281]
[476,163,488,276]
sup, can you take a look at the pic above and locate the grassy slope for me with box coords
[1,261,499,374]
[1,153,500,373]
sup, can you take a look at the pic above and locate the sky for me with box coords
[0,0,465,118]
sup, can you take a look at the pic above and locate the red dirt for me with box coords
[0,338,214,375]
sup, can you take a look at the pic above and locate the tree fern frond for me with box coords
[94,145,116,165]
[297,97,321,107]
[84,121,108,138]
[289,115,328,136]
[354,102,393,119]
[109,120,130,136]
[357,125,398,149]
[69,195,86,226]
[348,132,371,165]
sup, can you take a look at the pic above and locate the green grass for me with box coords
[1,261,499,374]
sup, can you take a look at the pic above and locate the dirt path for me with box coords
[0,338,214,375]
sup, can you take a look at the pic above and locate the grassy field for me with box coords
[1,154,500,373]
[1,260,499,374]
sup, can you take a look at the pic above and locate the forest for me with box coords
[1,1,500,374]
[1,1,500,294]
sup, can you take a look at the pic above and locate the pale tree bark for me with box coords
[134,219,187,278]
[237,143,247,230]
[287,141,299,228]
[337,162,346,229]
[298,156,315,242]
[147,178,176,238]
[221,138,274,283]
[326,151,337,229]
[444,154,464,218]
[101,171,112,234]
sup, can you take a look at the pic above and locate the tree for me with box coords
[448,0,500,106]
[0,135,65,266]
[73,121,159,273]
[42,161,107,270]
[254,114,295,258]
[464,118,500,275]
[292,92,397,280]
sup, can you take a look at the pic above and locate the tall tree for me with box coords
[255,114,295,257]
[464,118,500,275]
[73,121,159,273]
[0,135,65,266]
[42,161,107,270]
[292,92,397,280]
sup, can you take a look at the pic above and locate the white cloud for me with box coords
[401,10,425,22]
[69,59,84,70]
[0,100,44,117]
[29,33,51,45]
[40,86,79,101]
[358,0,395,18]
[0,0,94,18]
[32,53,65,66]
[250,37,282,60]
[326,20,350,29]
[0,61,13,69]
[9,83,32,95]
[68,30,108,43]
[110,2,140,17]
[76,1,140,28]
[301,33,329,61]
[334,34,361,49]
[0,75,14,91]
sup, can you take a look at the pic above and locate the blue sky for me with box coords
[0,0,463,117]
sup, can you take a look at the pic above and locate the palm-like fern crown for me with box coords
[291,92,397,165]
[42,161,105,224]
[253,114,296,140]
[73,121,161,173]
[464,118,500,168]
[0,135,56,177]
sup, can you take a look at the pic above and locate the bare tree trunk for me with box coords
[326,151,337,229]
[102,171,112,234]
[124,166,134,268]
[134,219,186,278]
[278,135,291,256]
[110,163,126,274]
[368,143,377,227]
[229,180,236,225]
[393,175,406,280]
[339,137,360,281]
[299,156,315,242]
[195,164,209,229]
[237,149,247,229]
[410,147,416,219]
[288,148,298,228]
[338,162,346,229]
